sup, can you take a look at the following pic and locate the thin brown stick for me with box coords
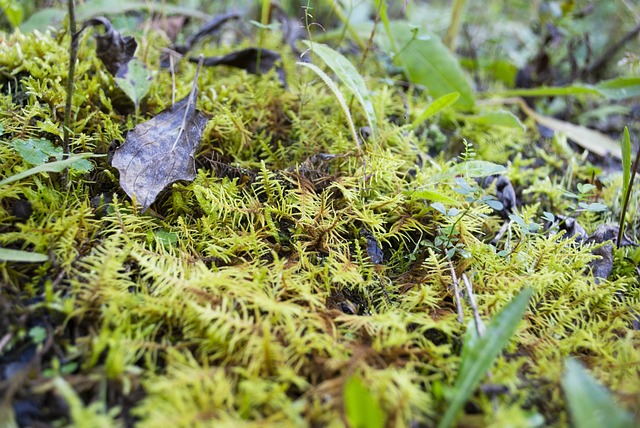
[582,21,640,80]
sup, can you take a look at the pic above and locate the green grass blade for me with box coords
[562,359,636,428]
[496,85,600,97]
[495,77,640,100]
[297,61,359,149]
[621,127,631,205]
[0,153,100,187]
[595,77,640,100]
[0,248,49,263]
[412,92,460,128]
[303,41,378,140]
[438,288,533,428]
[344,375,385,428]
[0,153,99,187]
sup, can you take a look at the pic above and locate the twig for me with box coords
[448,259,464,323]
[62,0,78,186]
[0,333,11,354]
[444,0,467,52]
[582,21,640,80]
[171,55,204,151]
[170,54,176,106]
[358,0,383,72]
[462,273,485,336]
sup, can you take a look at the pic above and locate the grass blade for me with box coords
[0,153,100,187]
[297,61,359,149]
[438,288,533,428]
[344,375,385,428]
[562,359,636,428]
[0,248,49,263]
[303,41,378,140]
[621,127,631,205]
[618,127,639,247]
[412,92,460,128]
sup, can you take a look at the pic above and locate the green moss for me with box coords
[0,23,638,428]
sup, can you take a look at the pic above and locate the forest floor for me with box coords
[1,1,639,427]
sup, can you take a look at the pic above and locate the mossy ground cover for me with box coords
[0,3,639,427]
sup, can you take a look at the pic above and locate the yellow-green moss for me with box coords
[0,23,638,428]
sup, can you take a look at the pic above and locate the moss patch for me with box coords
[0,21,639,428]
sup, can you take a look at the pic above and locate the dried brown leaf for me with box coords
[111,91,208,211]
[190,48,286,86]
[80,16,137,76]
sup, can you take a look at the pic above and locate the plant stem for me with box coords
[617,146,640,247]
[444,0,467,52]
[63,0,78,177]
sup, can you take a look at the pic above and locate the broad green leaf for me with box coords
[621,127,631,201]
[0,153,100,187]
[12,138,63,165]
[460,58,518,87]
[20,1,208,32]
[297,61,359,148]
[562,359,636,428]
[76,0,208,20]
[0,247,49,263]
[438,288,533,428]
[464,111,525,130]
[0,0,24,28]
[19,8,65,32]
[595,77,640,101]
[115,59,153,111]
[9,139,95,172]
[70,158,95,173]
[303,41,378,139]
[344,375,385,428]
[412,92,460,128]
[378,22,475,109]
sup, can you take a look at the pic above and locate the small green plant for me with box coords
[303,41,378,140]
[431,175,503,259]
[617,126,639,246]
[114,58,153,117]
[344,375,385,428]
[564,182,609,214]
[562,358,636,428]
[438,288,533,428]
[297,61,360,148]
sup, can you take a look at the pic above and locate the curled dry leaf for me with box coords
[176,11,241,54]
[80,16,137,76]
[360,227,384,265]
[190,48,286,86]
[111,90,208,212]
[161,12,241,68]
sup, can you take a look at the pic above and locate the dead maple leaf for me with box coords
[111,89,208,212]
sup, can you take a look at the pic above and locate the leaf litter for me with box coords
[78,16,137,77]
[111,59,208,211]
